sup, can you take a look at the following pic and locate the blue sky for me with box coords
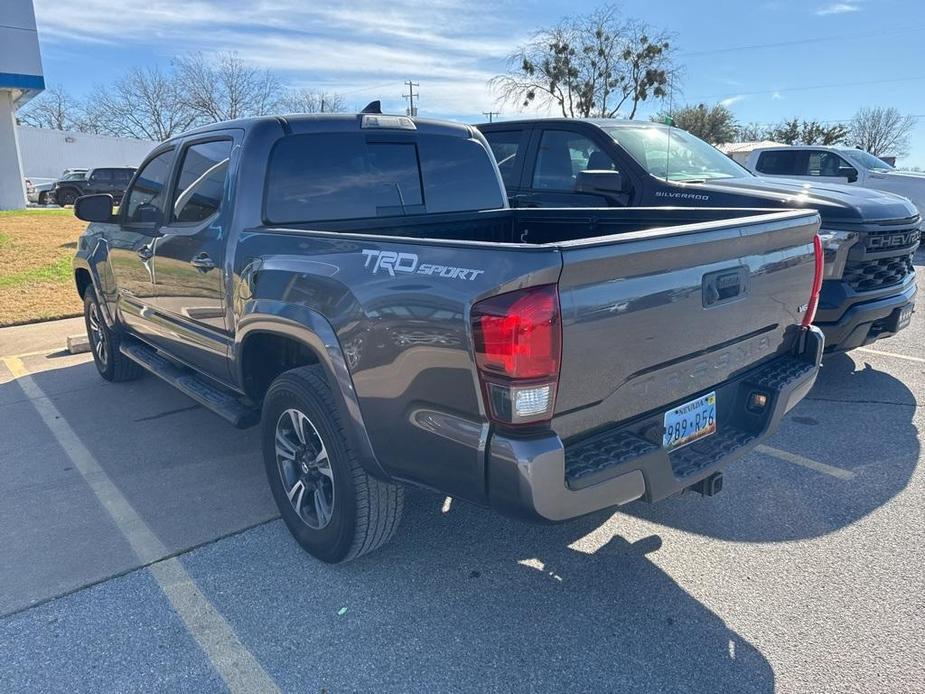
[31,0,925,166]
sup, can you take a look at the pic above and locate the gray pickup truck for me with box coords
[72,111,824,563]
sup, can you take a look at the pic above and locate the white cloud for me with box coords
[31,0,524,117]
[720,95,746,107]
[771,91,783,100]
[815,3,862,16]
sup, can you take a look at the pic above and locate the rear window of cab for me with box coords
[264,132,504,224]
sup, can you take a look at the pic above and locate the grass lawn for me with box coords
[0,208,86,327]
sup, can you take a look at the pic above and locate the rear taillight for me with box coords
[472,284,561,425]
[801,234,824,328]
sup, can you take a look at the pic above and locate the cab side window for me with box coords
[124,150,174,224]
[532,130,615,191]
[172,140,233,224]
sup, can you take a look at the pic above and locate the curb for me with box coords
[66,334,91,355]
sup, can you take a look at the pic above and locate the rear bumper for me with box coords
[487,327,824,522]
[815,277,916,352]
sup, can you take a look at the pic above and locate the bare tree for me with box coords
[736,122,768,141]
[849,106,916,157]
[491,5,675,119]
[277,88,346,114]
[16,85,82,131]
[654,103,738,144]
[89,66,198,141]
[174,52,282,123]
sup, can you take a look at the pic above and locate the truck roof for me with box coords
[171,112,477,143]
[477,117,664,130]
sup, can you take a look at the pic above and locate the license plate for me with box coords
[663,392,716,450]
[897,303,914,331]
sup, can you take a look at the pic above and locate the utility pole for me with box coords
[482,111,500,123]
[403,80,419,117]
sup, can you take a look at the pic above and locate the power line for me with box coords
[482,111,500,123]
[403,80,419,117]
[687,75,925,102]
[678,23,925,57]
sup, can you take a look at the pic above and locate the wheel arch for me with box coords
[235,302,391,482]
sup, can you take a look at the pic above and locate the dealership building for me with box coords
[0,0,44,209]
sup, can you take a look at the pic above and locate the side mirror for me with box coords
[575,170,624,195]
[74,194,114,223]
[838,167,859,183]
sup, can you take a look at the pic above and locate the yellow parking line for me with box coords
[756,444,856,480]
[856,348,925,364]
[2,356,279,694]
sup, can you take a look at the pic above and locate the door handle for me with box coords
[190,253,216,272]
[137,245,154,261]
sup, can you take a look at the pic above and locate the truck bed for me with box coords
[240,206,820,505]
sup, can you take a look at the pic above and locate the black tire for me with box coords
[58,188,78,206]
[262,365,404,563]
[37,191,47,205]
[83,287,143,382]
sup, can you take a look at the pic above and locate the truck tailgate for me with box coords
[553,210,820,440]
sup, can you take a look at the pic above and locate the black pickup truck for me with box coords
[479,119,919,352]
[72,112,823,563]
[54,166,135,206]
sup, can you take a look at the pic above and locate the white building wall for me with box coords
[18,126,156,179]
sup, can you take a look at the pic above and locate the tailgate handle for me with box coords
[702,268,747,307]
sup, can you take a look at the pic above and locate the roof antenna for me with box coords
[361,100,382,114]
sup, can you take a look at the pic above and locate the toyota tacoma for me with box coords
[72,110,824,563]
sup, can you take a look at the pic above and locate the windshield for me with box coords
[839,149,894,172]
[604,125,749,182]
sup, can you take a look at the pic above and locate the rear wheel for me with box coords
[83,287,143,382]
[262,365,404,563]
[37,191,48,205]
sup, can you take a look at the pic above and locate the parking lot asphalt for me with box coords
[0,254,922,693]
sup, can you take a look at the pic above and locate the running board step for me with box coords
[120,342,259,429]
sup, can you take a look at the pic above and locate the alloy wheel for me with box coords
[274,408,335,529]
[87,301,108,369]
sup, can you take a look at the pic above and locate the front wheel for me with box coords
[83,287,143,382]
[262,366,404,563]
[57,188,78,206]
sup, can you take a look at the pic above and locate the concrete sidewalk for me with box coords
[0,317,84,358]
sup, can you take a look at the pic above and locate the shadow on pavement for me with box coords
[183,492,775,693]
[1,357,775,691]
[617,350,919,542]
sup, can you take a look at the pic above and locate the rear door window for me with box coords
[171,139,233,224]
[483,130,526,189]
[265,132,503,223]
[755,150,803,175]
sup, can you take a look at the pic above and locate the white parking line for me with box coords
[756,444,856,480]
[856,348,925,364]
[3,356,279,694]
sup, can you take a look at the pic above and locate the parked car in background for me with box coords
[744,145,925,215]
[53,167,135,206]
[478,119,919,353]
[25,177,57,205]
[72,111,823,563]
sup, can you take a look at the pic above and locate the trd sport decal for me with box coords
[361,249,485,280]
